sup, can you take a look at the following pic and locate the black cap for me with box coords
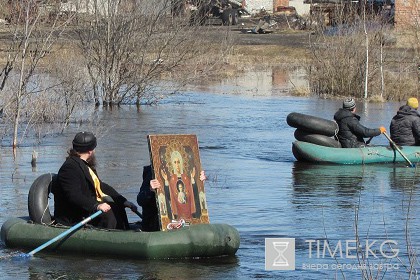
[72,131,97,153]
[343,98,356,110]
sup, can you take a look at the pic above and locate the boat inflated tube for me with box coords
[1,217,240,259]
[294,129,341,148]
[287,112,338,137]
[28,173,56,224]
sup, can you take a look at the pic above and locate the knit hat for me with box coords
[343,98,356,110]
[72,131,97,153]
[407,97,419,109]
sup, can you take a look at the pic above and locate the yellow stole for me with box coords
[88,166,107,202]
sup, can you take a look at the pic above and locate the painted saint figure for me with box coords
[177,181,187,204]
[161,150,196,221]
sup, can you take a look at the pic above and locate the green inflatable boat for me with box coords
[1,173,240,259]
[1,217,240,259]
[292,141,420,165]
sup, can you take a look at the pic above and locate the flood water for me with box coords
[1,69,420,279]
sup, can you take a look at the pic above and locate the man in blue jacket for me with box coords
[390,97,420,146]
[334,98,386,148]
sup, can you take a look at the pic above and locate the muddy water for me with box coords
[1,69,419,279]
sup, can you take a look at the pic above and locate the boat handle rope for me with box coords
[40,173,55,226]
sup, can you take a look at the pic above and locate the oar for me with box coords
[19,210,103,258]
[383,132,415,168]
[132,209,143,219]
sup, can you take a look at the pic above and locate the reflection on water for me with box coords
[292,162,365,210]
[22,255,240,280]
[193,66,309,96]
[0,83,419,279]
[293,161,420,194]
[291,161,420,279]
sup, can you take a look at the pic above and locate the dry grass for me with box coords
[367,95,386,103]
[0,32,81,66]
[394,31,420,49]
[230,45,309,65]
[290,85,311,96]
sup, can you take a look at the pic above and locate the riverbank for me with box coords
[224,17,415,64]
[192,22,311,89]
[233,17,419,101]
[0,16,417,101]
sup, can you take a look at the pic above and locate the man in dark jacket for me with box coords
[53,131,137,229]
[137,165,206,231]
[334,98,386,148]
[390,97,420,146]
[137,165,160,232]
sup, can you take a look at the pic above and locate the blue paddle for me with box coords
[18,210,103,258]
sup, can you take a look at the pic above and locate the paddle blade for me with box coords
[11,253,32,260]
[25,210,103,257]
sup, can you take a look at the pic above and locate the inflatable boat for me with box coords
[292,141,420,165]
[1,174,240,259]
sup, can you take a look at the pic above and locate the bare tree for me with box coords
[41,47,91,133]
[0,0,74,148]
[362,0,369,99]
[73,0,232,106]
[307,3,399,100]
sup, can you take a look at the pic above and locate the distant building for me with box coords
[60,0,136,15]
[289,0,311,15]
[246,0,273,13]
[246,0,310,15]
[394,0,419,29]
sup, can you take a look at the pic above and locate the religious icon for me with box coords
[147,134,210,231]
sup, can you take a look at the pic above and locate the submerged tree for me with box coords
[0,0,232,147]
[73,0,232,106]
[0,0,74,148]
